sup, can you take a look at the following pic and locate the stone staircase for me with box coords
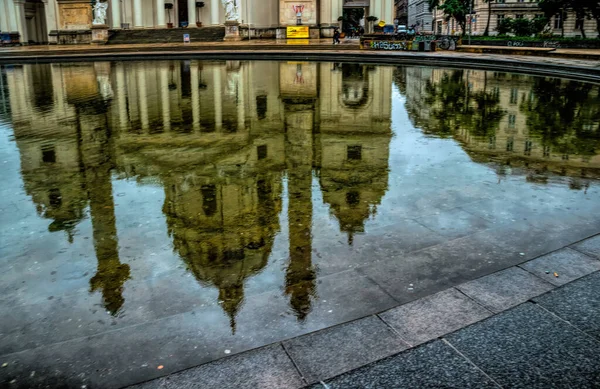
[108,27,225,44]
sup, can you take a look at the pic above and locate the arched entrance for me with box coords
[24,0,48,44]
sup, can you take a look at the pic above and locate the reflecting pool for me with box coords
[1,61,599,388]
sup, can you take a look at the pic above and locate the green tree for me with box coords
[428,0,471,36]
[512,18,533,36]
[531,15,549,35]
[496,17,514,35]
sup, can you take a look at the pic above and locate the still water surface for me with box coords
[0,61,599,380]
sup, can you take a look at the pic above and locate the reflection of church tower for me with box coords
[280,63,317,321]
[317,64,393,244]
[7,63,129,315]
[72,63,130,316]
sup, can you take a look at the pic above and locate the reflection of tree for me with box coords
[520,78,600,157]
[423,70,473,137]
[470,74,505,137]
[419,70,505,140]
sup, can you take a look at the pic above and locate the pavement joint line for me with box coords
[451,286,496,316]
[441,338,505,389]
[280,342,308,386]
[567,243,600,260]
[373,313,413,348]
[532,280,600,345]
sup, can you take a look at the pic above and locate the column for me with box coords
[43,0,58,38]
[136,68,150,131]
[190,63,200,132]
[115,64,129,130]
[237,69,245,132]
[15,0,28,43]
[188,0,196,25]
[0,0,9,33]
[156,0,166,27]
[7,0,19,32]
[160,64,171,131]
[134,0,143,27]
[111,0,121,28]
[210,0,219,25]
[213,67,222,131]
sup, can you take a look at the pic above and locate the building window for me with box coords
[256,95,267,120]
[347,145,362,161]
[575,18,584,30]
[506,137,514,152]
[48,188,62,208]
[257,145,267,160]
[437,21,443,34]
[510,88,519,104]
[201,185,217,217]
[516,14,524,19]
[497,14,505,25]
[508,114,516,128]
[554,14,563,29]
[489,136,496,149]
[543,146,550,157]
[42,146,56,163]
[346,191,360,207]
[524,140,532,155]
[496,0,505,3]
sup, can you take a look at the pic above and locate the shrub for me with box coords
[496,17,513,35]
[512,18,533,36]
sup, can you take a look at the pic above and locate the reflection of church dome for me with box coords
[340,64,370,109]
[317,132,391,244]
[320,170,388,244]
[163,172,282,332]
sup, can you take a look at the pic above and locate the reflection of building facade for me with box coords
[4,60,393,328]
[0,0,394,44]
[403,66,600,181]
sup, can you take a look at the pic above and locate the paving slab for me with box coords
[446,303,600,389]
[130,344,304,389]
[0,269,397,389]
[379,288,492,346]
[357,234,521,304]
[572,234,600,258]
[519,248,600,286]
[457,267,554,313]
[415,208,492,239]
[534,271,600,340]
[283,316,408,383]
[322,340,499,389]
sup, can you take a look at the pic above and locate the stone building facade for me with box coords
[0,0,394,44]
[407,0,433,31]
[431,0,598,37]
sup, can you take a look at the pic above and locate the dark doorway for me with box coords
[342,8,365,35]
[177,0,189,26]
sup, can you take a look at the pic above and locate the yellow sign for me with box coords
[378,21,386,27]
[287,39,310,45]
[287,26,310,39]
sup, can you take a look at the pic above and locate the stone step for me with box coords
[108,26,226,44]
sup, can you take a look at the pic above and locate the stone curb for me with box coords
[1,49,599,83]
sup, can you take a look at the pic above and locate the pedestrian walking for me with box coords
[333,28,341,44]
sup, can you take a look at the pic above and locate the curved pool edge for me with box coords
[1,50,599,84]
